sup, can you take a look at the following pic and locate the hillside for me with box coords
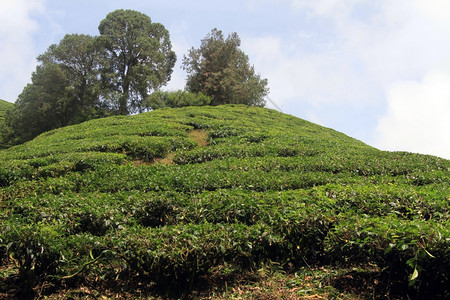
[0,99,14,149]
[0,105,448,299]
[0,99,13,122]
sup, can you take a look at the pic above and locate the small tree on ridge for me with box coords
[182,28,269,107]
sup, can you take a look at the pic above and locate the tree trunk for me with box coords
[120,85,129,115]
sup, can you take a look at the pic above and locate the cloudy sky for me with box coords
[1,0,449,159]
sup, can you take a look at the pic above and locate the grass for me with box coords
[0,105,448,299]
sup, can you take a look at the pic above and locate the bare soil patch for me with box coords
[189,129,208,147]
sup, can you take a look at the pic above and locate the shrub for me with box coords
[145,90,211,110]
[0,105,448,298]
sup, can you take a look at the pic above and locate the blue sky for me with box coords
[1,0,449,159]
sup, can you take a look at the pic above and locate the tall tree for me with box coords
[2,10,177,146]
[2,34,108,144]
[38,34,106,121]
[182,28,269,107]
[2,34,110,145]
[3,64,73,144]
[98,9,176,115]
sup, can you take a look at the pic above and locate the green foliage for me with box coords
[183,28,269,106]
[38,34,107,121]
[3,63,102,145]
[0,99,14,148]
[0,106,448,298]
[3,10,176,147]
[0,99,13,122]
[98,9,176,115]
[145,90,211,110]
[2,34,113,147]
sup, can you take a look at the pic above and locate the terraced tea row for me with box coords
[0,105,448,298]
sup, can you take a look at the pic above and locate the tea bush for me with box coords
[0,105,448,298]
[324,216,450,298]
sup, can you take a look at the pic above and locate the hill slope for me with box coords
[0,99,13,122]
[0,99,14,149]
[0,105,448,299]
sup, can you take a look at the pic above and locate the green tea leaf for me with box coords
[410,267,419,281]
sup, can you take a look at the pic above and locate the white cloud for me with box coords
[241,2,385,109]
[163,32,190,91]
[0,0,46,102]
[290,0,359,17]
[241,33,375,109]
[241,0,450,157]
[375,71,450,159]
[412,0,450,25]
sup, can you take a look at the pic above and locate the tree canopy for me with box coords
[98,9,176,115]
[2,64,70,144]
[182,28,269,107]
[1,9,176,146]
[38,34,105,121]
[1,16,271,148]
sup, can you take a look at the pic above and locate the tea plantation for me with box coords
[0,105,448,299]
[0,99,14,149]
[0,99,13,123]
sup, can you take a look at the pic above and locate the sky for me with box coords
[1,0,449,159]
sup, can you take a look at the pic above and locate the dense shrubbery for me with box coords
[145,90,211,110]
[0,105,448,298]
